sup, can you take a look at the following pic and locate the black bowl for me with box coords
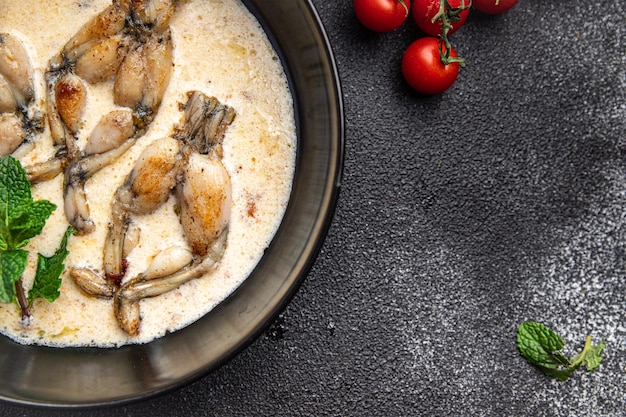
[0,0,343,408]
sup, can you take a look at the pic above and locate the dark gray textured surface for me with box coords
[2,0,625,415]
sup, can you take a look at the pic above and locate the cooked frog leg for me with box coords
[114,233,225,336]
[136,29,174,125]
[131,0,177,31]
[64,110,136,234]
[30,0,176,194]
[103,136,181,280]
[0,113,25,156]
[81,92,235,335]
[0,32,43,158]
[58,0,131,66]
[0,32,34,108]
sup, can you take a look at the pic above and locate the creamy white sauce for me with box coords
[0,0,296,346]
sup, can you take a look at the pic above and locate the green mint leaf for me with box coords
[0,156,56,250]
[9,200,57,249]
[28,226,74,305]
[536,366,573,382]
[517,321,605,380]
[0,155,33,250]
[582,341,605,372]
[516,321,568,369]
[0,155,32,214]
[517,321,575,380]
[0,249,28,303]
[571,336,605,372]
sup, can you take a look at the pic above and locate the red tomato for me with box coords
[472,0,518,14]
[401,37,460,94]
[354,0,411,32]
[412,0,470,36]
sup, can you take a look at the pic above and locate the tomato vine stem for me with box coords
[398,0,409,18]
[432,0,472,67]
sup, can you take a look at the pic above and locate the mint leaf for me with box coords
[516,321,565,365]
[571,336,605,372]
[8,200,57,250]
[537,367,574,382]
[0,155,68,318]
[0,156,56,250]
[28,226,74,305]
[517,321,574,381]
[0,155,32,214]
[517,321,605,381]
[0,249,28,303]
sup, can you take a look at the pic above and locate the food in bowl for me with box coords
[0,0,296,347]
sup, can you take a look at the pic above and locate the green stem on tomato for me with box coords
[432,0,471,67]
[398,0,409,18]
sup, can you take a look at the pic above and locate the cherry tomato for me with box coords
[354,0,411,32]
[412,0,470,36]
[472,0,518,14]
[401,37,460,94]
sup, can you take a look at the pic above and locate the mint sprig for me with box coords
[516,321,605,381]
[0,250,28,303]
[0,155,73,319]
[27,226,74,306]
[0,156,56,250]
